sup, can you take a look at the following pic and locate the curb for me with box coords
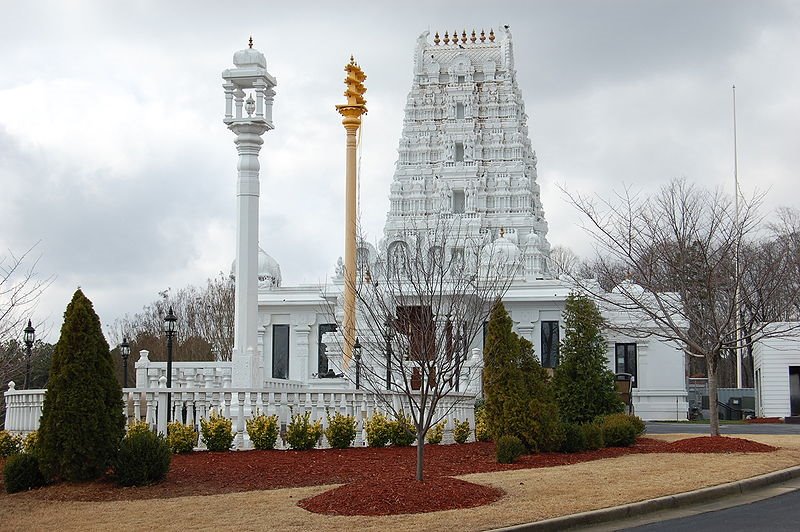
[494,465,800,531]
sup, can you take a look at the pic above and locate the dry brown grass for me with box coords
[2,435,799,532]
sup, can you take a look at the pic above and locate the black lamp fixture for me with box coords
[353,336,362,390]
[120,337,131,388]
[163,306,177,422]
[23,320,35,389]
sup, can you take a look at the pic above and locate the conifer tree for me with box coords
[38,289,125,481]
[553,294,623,423]
[483,302,562,450]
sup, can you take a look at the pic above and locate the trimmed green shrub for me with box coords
[552,294,624,424]
[22,431,39,456]
[601,416,637,447]
[284,411,323,450]
[114,429,171,486]
[167,422,198,454]
[453,419,470,444]
[582,422,604,451]
[365,412,392,447]
[200,411,234,452]
[38,289,126,481]
[426,420,446,445]
[246,412,280,450]
[599,413,646,437]
[4,453,45,493]
[560,423,588,453]
[496,435,526,464]
[389,412,416,447]
[325,412,357,449]
[0,430,21,457]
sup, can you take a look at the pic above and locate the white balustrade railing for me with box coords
[4,380,476,449]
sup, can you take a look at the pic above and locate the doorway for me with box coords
[790,366,800,416]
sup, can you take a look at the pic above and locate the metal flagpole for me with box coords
[733,84,743,389]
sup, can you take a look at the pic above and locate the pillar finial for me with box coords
[248,36,253,48]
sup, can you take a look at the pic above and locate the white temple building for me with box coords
[232,28,688,420]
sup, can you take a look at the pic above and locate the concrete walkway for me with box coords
[493,465,800,531]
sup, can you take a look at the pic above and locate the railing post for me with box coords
[156,376,168,435]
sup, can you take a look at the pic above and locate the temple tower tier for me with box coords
[382,28,551,280]
[223,39,277,387]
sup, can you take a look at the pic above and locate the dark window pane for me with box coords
[541,321,560,368]
[615,343,637,388]
[318,323,337,374]
[272,324,290,379]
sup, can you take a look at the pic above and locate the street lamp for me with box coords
[23,320,35,389]
[384,319,394,390]
[354,337,362,390]
[163,306,177,422]
[120,337,131,388]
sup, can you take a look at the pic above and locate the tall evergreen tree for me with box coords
[38,289,125,481]
[553,294,623,423]
[483,302,561,451]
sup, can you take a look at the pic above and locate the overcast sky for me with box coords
[1,0,799,342]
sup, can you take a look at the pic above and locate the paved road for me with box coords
[623,487,800,531]
[645,421,800,435]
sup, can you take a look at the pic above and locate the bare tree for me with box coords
[549,244,582,278]
[564,179,800,436]
[327,215,517,481]
[110,273,235,368]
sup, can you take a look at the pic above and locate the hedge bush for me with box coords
[496,435,526,464]
[389,412,416,447]
[167,422,198,454]
[114,429,171,486]
[4,453,45,493]
[285,411,323,450]
[325,412,357,449]
[474,408,491,442]
[126,420,152,437]
[200,411,234,452]
[600,416,637,447]
[0,430,21,457]
[246,412,280,450]
[582,422,604,451]
[560,423,587,453]
[453,419,470,444]
[365,412,392,447]
[426,421,446,445]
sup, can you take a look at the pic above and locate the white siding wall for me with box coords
[753,326,800,418]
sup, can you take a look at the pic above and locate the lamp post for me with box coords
[163,307,177,422]
[354,337,362,390]
[120,337,131,388]
[23,320,35,389]
[384,319,394,390]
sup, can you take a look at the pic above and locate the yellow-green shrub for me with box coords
[475,409,491,442]
[0,431,21,457]
[389,412,416,446]
[284,411,323,450]
[126,420,152,437]
[246,412,280,450]
[200,411,234,452]
[453,419,470,444]
[325,412,357,449]
[167,422,197,454]
[426,420,446,445]
[22,431,39,455]
[364,412,392,447]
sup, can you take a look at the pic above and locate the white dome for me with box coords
[233,46,267,69]
[229,247,281,288]
[481,235,521,265]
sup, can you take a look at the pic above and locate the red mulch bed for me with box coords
[0,436,778,516]
[745,417,784,424]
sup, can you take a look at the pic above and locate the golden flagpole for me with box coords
[336,56,367,364]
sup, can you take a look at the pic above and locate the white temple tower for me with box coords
[382,28,551,280]
[223,39,277,386]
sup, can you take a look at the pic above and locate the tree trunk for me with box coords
[416,431,425,481]
[707,355,721,437]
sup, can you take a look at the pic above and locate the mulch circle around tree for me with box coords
[745,417,784,424]
[0,436,778,516]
